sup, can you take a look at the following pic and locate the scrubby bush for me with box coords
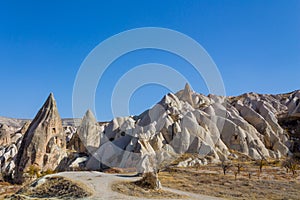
[135,172,161,190]
[40,169,56,177]
[27,165,40,178]
[282,158,298,175]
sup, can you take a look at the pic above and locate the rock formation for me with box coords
[1,87,300,178]
[14,93,66,183]
[0,120,30,179]
[0,124,11,146]
[67,110,100,155]
[85,85,300,173]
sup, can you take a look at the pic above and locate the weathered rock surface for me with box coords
[0,122,27,178]
[67,110,100,155]
[85,86,300,173]
[14,93,66,183]
[0,117,30,129]
[0,124,11,146]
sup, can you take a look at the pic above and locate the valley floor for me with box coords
[1,161,300,200]
[159,163,300,200]
[1,171,222,200]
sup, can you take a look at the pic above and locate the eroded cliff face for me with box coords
[0,120,30,180]
[85,86,300,172]
[278,116,300,157]
[14,93,66,183]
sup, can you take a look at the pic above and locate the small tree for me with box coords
[259,159,267,173]
[248,172,252,180]
[221,161,231,175]
[236,163,243,174]
[282,159,290,173]
[282,158,298,175]
[234,171,238,181]
[290,162,298,176]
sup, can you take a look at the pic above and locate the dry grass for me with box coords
[5,176,92,200]
[159,162,300,200]
[112,181,187,199]
[169,153,203,166]
[103,167,124,174]
[0,182,21,200]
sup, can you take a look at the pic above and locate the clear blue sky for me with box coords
[0,0,299,121]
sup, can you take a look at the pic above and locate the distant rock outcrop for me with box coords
[0,124,11,146]
[14,93,66,183]
[67,110,100,155]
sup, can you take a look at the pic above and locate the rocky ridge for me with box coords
[87,84,297,172]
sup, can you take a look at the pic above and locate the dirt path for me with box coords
[53,171,224,200]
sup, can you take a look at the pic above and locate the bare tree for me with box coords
[221,161,231,175]
[282,158,298,175]
[236,163,243,174]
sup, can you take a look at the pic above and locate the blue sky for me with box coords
[0,0,299,121]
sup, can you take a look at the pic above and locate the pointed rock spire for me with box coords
[83,109,97,124]
[184,83,192,93]
[14,93,66,183]
[67,109,100,155]
[178,83,194,106]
